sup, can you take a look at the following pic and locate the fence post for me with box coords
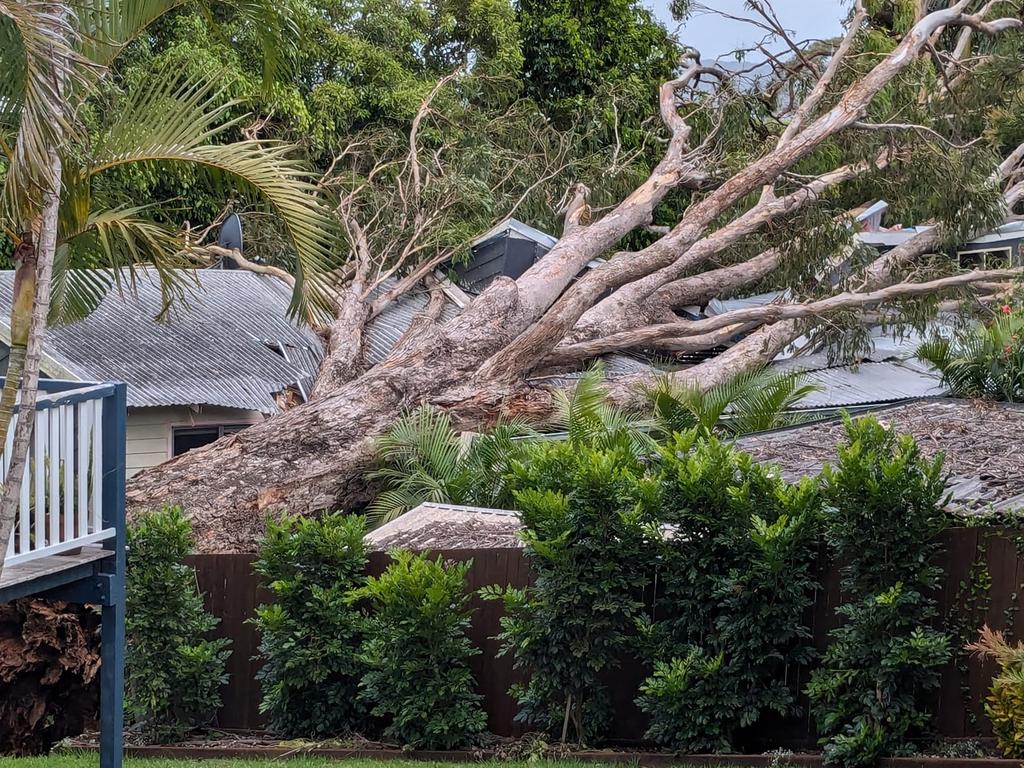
[99,383,126,768]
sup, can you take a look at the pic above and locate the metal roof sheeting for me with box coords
[0,269,324,413]
[774,355,946,409]
[364,279,462,365]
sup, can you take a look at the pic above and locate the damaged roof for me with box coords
[0,269,324,414]
[738,399,1024,512]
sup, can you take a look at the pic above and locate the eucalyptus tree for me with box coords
[0,0,337,574]
[124,1,1024,552]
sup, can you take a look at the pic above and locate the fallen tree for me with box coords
[127,0,1024,551]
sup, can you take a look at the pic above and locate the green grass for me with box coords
[1,758,601,768]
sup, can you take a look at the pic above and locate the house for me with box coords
[0,269,324,477]
[856,219,1024,270]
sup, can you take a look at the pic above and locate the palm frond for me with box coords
[0,2,88,221]
[196,0,299,89]
[54,203,197,323]
[649,367,817,438]
[71,0,188,68]
[87,67,339,319]
[725,370,819,435]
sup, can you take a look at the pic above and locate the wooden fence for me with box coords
[186,527,1024,744]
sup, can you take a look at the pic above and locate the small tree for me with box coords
[252,513,368,737]
[807,416,951,768]
[486,425,656,743]
[354,551,486,749]
[638,432,821,752]
[125,506,230,741]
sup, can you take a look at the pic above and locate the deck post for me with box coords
[99,383,127,768]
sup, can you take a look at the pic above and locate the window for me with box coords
[172,424,247,457]
[957,247,1012,271]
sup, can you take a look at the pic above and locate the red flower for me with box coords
[1003,304,1013,315]
[1005,345,1014,356]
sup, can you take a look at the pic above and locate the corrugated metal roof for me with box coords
[364,279,462,365]
[0,269,324,413]
[774,355,946,409]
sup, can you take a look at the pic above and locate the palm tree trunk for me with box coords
[0,148,62,578]
[0,243,39,444]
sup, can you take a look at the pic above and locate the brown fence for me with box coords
[186,528,1024,743]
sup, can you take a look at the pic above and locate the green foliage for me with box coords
[2,1,338,323]
[517,0,676,118]
[637,651,736,753]
[807,416,951,767]
[638,433,822,752]
[967,626,1024,758]
[819,416,949,595]
[354,551,486,749]
[485,423,656,742]
[648,368,819,438]
[919,308,1024,402]
[368,406,534,523]
[125,506,230,742]
[252,513,369,737]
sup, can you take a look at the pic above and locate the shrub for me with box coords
[807,416,951,768]
[252,513,368,737]
[967,625,1024,757]
[638,432,821,752]
[487,435,656,743]
[637,650,738,753]
[918,308,1024,402]
[125,506,230,742]
[354,551,486,748]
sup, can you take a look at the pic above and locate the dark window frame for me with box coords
[171,424,248,457]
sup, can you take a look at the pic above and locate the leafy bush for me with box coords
[125,506,230,742]
[967,625,1024,757]
[252,513,369,737]
[638,432,821,752]
[918,307,1024,401]
[486,427,656,743]
[637,651,737,753]
[807,416,951,768]
[354,551,486,748]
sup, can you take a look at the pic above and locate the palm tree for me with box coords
[918,310,1024,402]
[647,367,819,438]
[0,0,337,574]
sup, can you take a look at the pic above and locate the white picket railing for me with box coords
[3,383,117,567]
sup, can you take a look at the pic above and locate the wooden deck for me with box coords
[0,546,112,594]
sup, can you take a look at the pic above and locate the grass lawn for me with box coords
[0,762,592,768]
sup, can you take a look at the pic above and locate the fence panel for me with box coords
[188,528,1024,742]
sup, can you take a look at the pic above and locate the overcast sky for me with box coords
[646,0,850,59]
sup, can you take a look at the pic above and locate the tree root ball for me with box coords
[0,600,101,756]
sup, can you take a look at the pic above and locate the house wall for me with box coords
[126,405,264,477]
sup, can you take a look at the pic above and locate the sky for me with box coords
[646,0,849,59]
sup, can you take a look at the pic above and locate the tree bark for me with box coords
[0,148,62,577]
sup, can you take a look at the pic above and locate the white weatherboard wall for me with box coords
[126,405,263,477]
